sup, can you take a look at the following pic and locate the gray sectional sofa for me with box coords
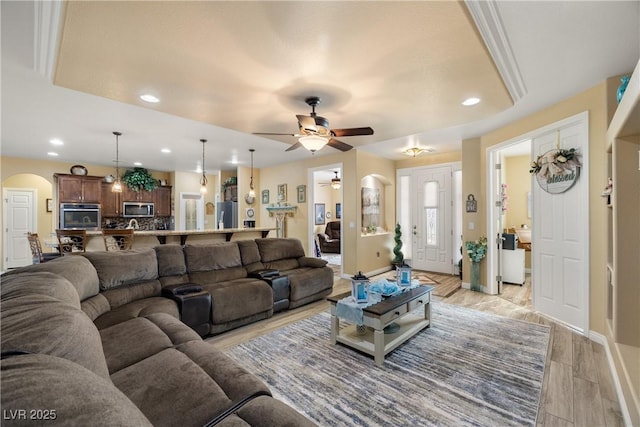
[1,238,331,426]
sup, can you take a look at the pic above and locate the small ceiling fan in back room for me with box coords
[319,171,342,190]
[253,96,374,153]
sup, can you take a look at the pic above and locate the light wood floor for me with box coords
[207,273,625,427]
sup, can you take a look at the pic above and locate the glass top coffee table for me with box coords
[327,286,433,366]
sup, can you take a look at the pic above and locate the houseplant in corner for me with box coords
[122,167,158,192]
[465,236,487,292]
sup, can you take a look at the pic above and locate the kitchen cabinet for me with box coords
[101,182,121,216]
[57,174,102,203]
[154,186,172,217]
[122,185,154,202]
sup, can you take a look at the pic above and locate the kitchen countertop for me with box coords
[85,227,275,244]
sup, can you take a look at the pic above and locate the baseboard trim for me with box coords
[589,330,632,426]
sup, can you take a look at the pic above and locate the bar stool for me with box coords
[102,229,134,251]
[56,229,87,254]
[27,232,61,263]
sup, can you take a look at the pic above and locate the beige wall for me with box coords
[468,82,608,335]
[503,155,531,230]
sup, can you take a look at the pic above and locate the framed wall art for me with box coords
[261,189,269,204]
[46,198,53,212]
[336,203,342,219]
[297,185,306,203]
[277,184,287,202]
[315,203,325,225]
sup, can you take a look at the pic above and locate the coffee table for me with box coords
[327,286,433,366]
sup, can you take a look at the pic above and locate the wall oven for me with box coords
[60,203,101,230]
[123,202,154,217]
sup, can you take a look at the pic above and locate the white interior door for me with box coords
[532,114,589,332]
[4,189,36,269]
[412,166,452,274]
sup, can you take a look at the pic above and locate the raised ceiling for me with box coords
[1,1,639,174]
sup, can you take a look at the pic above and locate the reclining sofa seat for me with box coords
[177,242,275,335]
[254,238,334,309]
[0,252,315,426]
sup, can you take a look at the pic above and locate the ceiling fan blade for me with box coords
[327,138,353,152]
[331,127,374,137]
[253,132,296,136]
[296,115,317,133]
[285,141,302,152]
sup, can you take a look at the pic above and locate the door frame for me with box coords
[486,111,589,332]
[487,139,531,295]
[3,187,38,270]
[397,162,461,273]
[307,163,343,271]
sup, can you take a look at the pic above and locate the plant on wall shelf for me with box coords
[122,167,158,192]
[222,176,237,191]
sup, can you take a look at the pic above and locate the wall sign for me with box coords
[530,148,582,194]
[466,194,477,213]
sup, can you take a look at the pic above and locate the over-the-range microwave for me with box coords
[123,202,154,217]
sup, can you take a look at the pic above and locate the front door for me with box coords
[532,114,589,332]
[4,189,36,269]
[412,166,452,274]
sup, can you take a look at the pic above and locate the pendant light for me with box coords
[248,149,255,198]
[111,131,123,193]
[245,149,256,204]
[200,139,207,194]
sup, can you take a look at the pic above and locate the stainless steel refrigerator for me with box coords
[216,201,237,229]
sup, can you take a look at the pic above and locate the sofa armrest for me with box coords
[298,257,328,268]
[317,233,329,242]
[162,283,203,296]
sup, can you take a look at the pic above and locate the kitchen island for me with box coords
[81,227,275,251]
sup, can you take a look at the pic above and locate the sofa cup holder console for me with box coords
[162,284,212,337]
[249,269,290,312]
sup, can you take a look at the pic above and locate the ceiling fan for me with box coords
[253,96,374,153]
[320,171,342,190]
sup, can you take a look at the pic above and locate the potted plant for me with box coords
[122,167,158,192]
[392,223,405,267]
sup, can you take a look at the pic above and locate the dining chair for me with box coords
[27,232,61,263]
[56,229,87,254]
[102,229,134,251]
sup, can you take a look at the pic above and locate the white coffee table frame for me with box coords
[328,286,432,366]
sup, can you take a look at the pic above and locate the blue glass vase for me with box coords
[470,261,482,292]
[617,76,630,103]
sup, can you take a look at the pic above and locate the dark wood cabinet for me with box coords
[122,186,154,203]
[101,182,121,216]
[154,186,172,217]
[57,174,102,203]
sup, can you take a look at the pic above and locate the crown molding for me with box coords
[33,0,64,81]
[465,0,527,102]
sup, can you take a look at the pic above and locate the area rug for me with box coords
[226,303,549,426]
[373,269,461,298]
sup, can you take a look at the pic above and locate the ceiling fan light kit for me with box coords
[331,171,341,190]
[253,96,373,154]
[299,135,329,153]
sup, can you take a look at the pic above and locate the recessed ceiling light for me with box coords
[462,97,481,106]
[133,161,142,166]
[49,138,64,145]
[140,94,160,103]
[161,148,171,154]
[47,152,59,156]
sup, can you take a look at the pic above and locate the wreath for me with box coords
[529,148,581,180]
[122,167,158,192]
